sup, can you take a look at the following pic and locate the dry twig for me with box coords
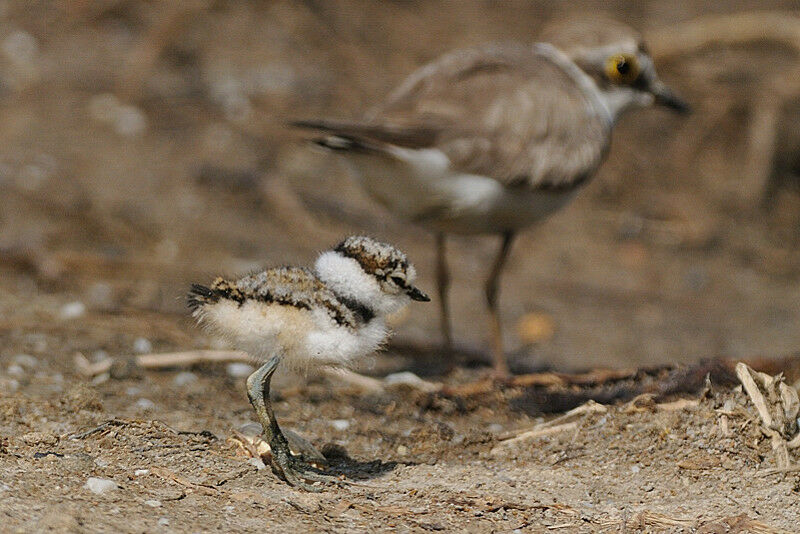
[135,350,250,368]
[735,362,800,469]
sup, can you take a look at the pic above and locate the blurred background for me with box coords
[1,0,800,372]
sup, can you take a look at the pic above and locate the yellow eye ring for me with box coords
[605,53,640,84]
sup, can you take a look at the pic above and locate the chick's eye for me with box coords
[605,53,640,84]
[391,276,406,287]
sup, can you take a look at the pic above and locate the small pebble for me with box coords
[134,469,149,476]
[158,518,170,526]
[173,371,198,387]
[29,335,48,353]
[18,164,48,191]
[1,30,38,63]
[84,477,117,494]
[396,445,408,455]
[135,398,155,411]
[226,363,254,378]
[6,364,24,377]
[87,282,114,308]
[114,104,147,136]
[125,386,141,396]
[224,505,235,513]
[247,457,266,470]
[59,301,86,320]
[91,350,110,362]
[0,378,19,392]
[133,337,152,354]
[330,419,350,431]
[0,483,10,492]
[631,465,641,474]
[12,354,38,368]
[144,500,162,508]
[94,457,109,468]
[91,373,110,385]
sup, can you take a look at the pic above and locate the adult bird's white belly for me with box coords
[342,147,576,234]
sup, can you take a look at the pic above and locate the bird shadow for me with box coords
[385,339,547,377]
[317,443,397,481]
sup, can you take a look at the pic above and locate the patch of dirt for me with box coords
[2,349,799,531]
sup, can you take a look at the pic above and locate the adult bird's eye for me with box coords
[391,276,406,287]
[605,53,640,84]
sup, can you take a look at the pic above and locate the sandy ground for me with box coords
[2,337,799,532]
[2,1,800,532]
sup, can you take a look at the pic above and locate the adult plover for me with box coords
[293,17,688,377]
[188,236,429,490]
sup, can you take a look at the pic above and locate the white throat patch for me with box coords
[314,251,409,317]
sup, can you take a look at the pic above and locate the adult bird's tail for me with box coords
[291,119,439,152]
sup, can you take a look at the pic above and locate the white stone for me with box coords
[87,282,113,308]
[144,500,161,508]
[173,371,198,387]
[135,398,155,410]
[91,373,110,385]
[17,164,47,191]
[12,354,38,368]
[2,30,38,63]
[6,364,24,377]
[158,518,169,526]
[330,419,350,431]
[84,477,117,494]
[132,337,152,354]
[0,378,19,393]
[247,457,266,470]
[134,469,149,476]
[226,363,254,378]
[114,105,147,137]
[59,301,86,320]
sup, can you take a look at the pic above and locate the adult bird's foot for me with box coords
[490,360,513,384]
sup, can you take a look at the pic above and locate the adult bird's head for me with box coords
[541,16,690,118]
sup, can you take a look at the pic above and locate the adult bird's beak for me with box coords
[406,285,431,302]
[650,80,690,113]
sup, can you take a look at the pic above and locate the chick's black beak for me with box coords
[651,80,690,113]
[406,285,430,302]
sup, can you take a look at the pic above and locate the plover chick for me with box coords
[293,17,688,377]
[188,236,429,490]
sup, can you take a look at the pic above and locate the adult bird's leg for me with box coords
[436,233,454,353]
[246,355,339,491]
[485,232,515,378]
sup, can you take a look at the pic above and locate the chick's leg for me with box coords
[246,356,339,491]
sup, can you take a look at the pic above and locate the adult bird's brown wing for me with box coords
[295,43,612,192]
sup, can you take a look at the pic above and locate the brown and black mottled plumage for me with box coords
[188,267,373,329]
[333,235,410,281]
